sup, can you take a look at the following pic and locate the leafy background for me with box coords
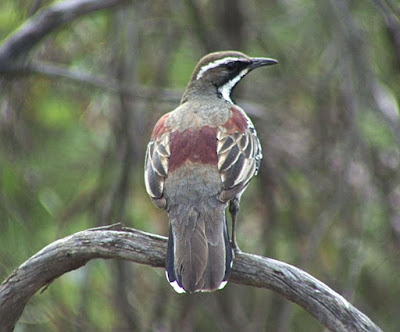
[1,0,399,331]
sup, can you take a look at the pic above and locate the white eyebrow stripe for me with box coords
[196,57,243,80]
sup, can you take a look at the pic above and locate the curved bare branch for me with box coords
[0,225,382,332]
[0,0,128,69]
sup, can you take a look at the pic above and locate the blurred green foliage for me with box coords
[1,0,400,331]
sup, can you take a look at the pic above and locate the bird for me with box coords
[144,50,277,293]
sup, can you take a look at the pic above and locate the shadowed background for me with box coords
[0,0,399,331]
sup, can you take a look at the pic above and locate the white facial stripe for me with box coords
[196,57,243,80]
[218,69,249,104]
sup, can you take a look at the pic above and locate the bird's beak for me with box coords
[249,57,278,70]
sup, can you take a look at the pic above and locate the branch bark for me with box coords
[0,0,128,69]
[0,225,382,332]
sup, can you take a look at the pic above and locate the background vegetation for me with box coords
[1,0,399,331]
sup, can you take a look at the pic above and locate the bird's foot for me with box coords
[231,241,241,254]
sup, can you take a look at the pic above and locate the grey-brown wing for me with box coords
[217,127,262,202]
[144,132,170,209]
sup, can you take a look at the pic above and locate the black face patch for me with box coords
[225,61,240,72]
[220,61,249,86]
[214,61,251,103]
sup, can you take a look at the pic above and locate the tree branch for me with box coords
[0,0,128,68]
[0,225,382,332]
[0,60,184,104]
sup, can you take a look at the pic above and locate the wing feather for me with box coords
[145,133,170,208]
[218,144,240,171]
[217,136,235,154]
[217,124,262,202]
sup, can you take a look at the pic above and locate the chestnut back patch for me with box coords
[169,126,218,172]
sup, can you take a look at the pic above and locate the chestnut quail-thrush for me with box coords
[144,51,277,293]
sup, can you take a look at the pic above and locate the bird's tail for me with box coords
[165,206,233,293]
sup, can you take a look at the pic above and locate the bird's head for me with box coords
[182,51,278,104]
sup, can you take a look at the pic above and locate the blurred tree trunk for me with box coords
[215,0,245,50]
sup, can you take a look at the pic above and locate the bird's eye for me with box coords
[225,62,238,71]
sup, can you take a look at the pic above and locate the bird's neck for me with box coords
[181,80,234,105]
